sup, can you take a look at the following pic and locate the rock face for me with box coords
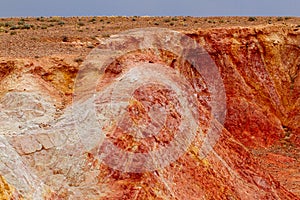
[0,25,299,199]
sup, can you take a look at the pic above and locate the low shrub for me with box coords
[248,17,257,22]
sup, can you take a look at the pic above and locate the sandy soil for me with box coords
[0,16,299,58]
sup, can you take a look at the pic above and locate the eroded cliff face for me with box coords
[194,25,300,149]
[0,24,299,199]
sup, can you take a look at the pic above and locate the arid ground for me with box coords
[0,16,299,199]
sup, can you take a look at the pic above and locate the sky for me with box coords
[0,0,299,18]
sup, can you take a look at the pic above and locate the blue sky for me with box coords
[0,0,299,17]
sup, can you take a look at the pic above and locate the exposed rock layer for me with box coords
[0,24,299,199]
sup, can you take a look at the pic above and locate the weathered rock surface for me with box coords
[0,25,299,199]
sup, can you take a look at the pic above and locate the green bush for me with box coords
[57,21,65,26]
[277,17,283,21]
[48,16,60,22]
[18,20,25,25]
[10,25,19,30]
[36,16,45,22]
[4,22,13,27]
[248,17,257,22]
[21,24,31,29]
